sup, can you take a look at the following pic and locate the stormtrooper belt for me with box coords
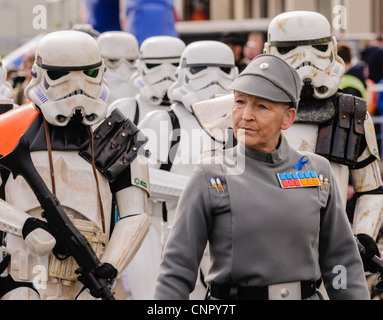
[209,280,318,300]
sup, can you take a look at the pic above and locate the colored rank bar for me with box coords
[277,171,321,188]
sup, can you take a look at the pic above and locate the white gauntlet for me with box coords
[22,218,56,256]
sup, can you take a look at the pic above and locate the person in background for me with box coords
[221,32,247,73]
[12,50,34,106]
[361,37,383,84]
[108,35,185,126]
[110,35,185,300]
[242,31,265,66]
[338,42,368,100]
[140,40,238,299]
[97,31,140,104]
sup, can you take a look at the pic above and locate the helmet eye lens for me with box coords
[220,67,232,74]
[47,70,70,80]
[190,66,207,74]
[277,46,297,55]
[312,44,329,52]
[84,68,99,78]
[146,63,161,69]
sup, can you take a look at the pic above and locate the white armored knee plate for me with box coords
[25,30,110,126]
[132,35,185,106]
[264,11,345,99]
[168,40,238,112]
[97,31,139,102]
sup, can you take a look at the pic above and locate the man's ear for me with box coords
[281,107,296,131]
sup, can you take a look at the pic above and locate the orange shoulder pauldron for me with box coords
[0,103,40,157]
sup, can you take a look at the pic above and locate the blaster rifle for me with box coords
[0,134,115,300]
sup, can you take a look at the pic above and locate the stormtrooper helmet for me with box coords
[168,40,238,112]
[264,11,345,99]
[97,31,139,101]
[25,30,109,126]
[133,36,185,106]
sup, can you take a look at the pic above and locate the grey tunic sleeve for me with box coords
[318,165,370,300]
[154,164,212,300]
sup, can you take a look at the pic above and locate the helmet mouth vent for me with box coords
[57,89,95,101]
[296,62,323,72]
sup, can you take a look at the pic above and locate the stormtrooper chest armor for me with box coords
[4,150,112,233]
[169,103,212,177]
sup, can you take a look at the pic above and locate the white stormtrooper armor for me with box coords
[97,31,139,103]
[195,12,383,242]
[0,58,12,100]
[108,35,185,125]
[264,11,383,240]
[0,30,150,300]
[123,41,238,300]
[0,57,14,114]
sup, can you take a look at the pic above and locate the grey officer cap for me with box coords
[230,54,302,109]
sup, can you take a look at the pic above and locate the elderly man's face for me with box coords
[232,91,296,152]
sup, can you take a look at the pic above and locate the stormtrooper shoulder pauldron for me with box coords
[79,108,150,187]
[296,93,368,168]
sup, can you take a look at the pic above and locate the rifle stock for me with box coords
[0,134,115,300]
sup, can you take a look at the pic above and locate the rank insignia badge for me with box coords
[277,171,321,189]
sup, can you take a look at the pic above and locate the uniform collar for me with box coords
[238,135,289,164]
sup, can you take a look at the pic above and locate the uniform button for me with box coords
[280,288,289,298]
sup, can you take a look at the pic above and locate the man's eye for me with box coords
[312,44,329,52]
[47,70,69,80]
[190,66,207,74]
[146,63,161,69]
[83,68,99,78]
[277,46,297,55]
[172,62,179,67]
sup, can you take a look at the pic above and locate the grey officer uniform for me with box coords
[154,55,370,300]
[154,138,370,300]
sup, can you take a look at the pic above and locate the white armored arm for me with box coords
[352,193,383,239]
[350,113,383,239]
[100,155,151,276]
[100,186,150,277]
[0,198,31,236]
[0,198,56,256]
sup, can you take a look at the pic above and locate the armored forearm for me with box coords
[0,198,33,236]
[100,186,150,276]
[352,187,383,239]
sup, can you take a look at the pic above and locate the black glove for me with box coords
[22,217,51,239]
[22,216,69,257]
[76,263,117,299]
[356,233,381,273]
